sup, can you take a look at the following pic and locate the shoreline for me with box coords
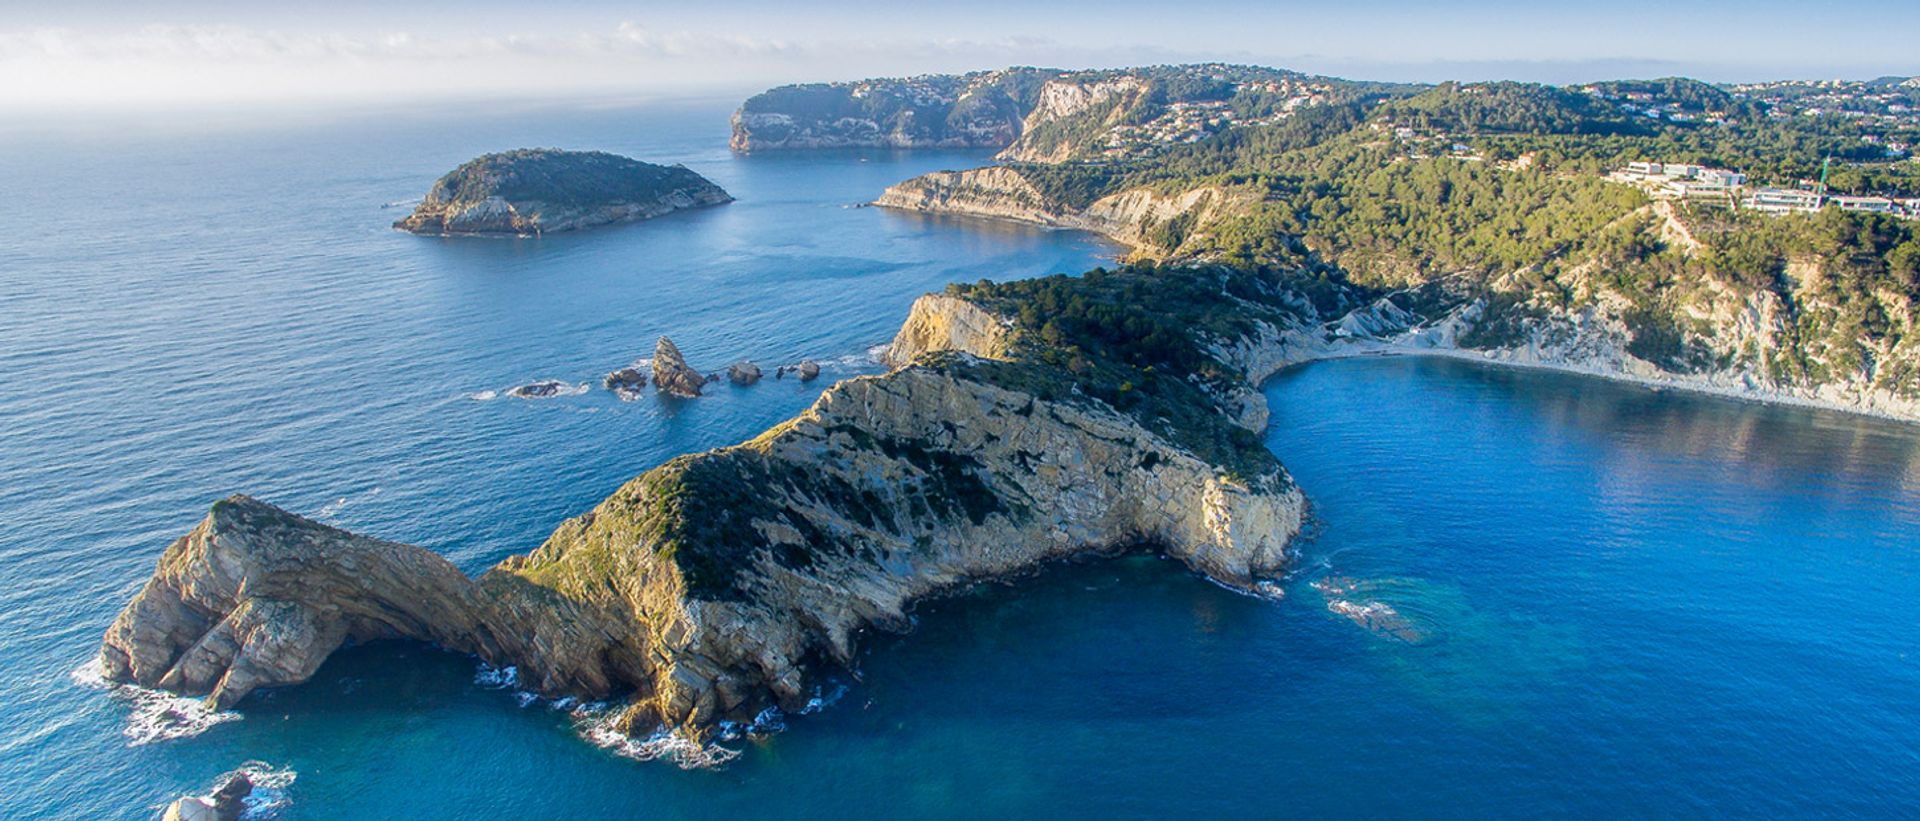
[1289,345,1920,427]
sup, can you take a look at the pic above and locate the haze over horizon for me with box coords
[5,0,1917,112]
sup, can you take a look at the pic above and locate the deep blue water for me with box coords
[4,99,1920,819]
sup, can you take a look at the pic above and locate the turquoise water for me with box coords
[5,99,1920,818]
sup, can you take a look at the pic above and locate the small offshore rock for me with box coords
[506,379,574,399]
[651,336,705,398]
[161,772,251,821]
[796,359,821,381]
[604,366,651,401]
[728,361,763,384]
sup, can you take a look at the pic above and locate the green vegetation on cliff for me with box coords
[425,149,719,210]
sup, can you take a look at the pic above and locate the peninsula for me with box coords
[395,149,732,236]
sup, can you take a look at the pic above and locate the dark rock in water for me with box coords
[506,379,575,399]
[161,772,251,821]
[652,337,705,398]
[796,359,821,381]
[604,365,651,401]
[728,361,763,384]
[394,149,732,236]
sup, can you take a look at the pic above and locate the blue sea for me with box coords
[3,97,1918,818]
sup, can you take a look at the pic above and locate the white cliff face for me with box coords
[1199,288,1920,424]
[595,362,1304,730]
[996,77,1153,163]
[874,167,1249,258]
[883,294,1014,366]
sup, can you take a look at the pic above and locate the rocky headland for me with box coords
[98,264,1348,746]
[395,149,731,236]
[729,68,1053,152]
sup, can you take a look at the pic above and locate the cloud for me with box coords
[0,22,1148,109]
[2,20,1906,111]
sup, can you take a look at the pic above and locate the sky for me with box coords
[3,0,1917,111]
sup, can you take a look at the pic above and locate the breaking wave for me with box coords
[473,663,851,768]
[71,658,241,746]
[576,710,743,770]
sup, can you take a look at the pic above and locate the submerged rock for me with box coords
[728,361,763,384]
[394,149,732,236]
[652,337,705,398]
[506,379,576,399]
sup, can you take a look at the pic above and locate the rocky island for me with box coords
[395,149,731,236]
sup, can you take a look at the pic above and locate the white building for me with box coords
[1744,188,1822,214]
[1830,196,1895,214]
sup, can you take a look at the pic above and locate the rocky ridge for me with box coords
[98,275,1314,745]
[395,149,732,236]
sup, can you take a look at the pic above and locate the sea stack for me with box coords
[395,149,732,236]
[652,337,706,397]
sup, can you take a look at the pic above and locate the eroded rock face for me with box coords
[98,496,496,709]
[874,167,1250,257]
[652,336,705,397]
[162,773,251,821]
[395,149,732,236]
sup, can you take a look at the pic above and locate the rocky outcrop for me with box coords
[395,149,731,236]
[604,364,650,400]
[652,337,705,398]
[727,361,762,384]
[883,293,1013,366]
[98,496,497,709]
[162,773,250,821]
[874,166,1253,257]
[730,68,1055,152]
[98,281,1309,745]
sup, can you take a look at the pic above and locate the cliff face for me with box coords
[729,69,1055,152]
[875,167,1252,258]
[100,284,1306,742]
[395,149,732,236]
[995,76,1154,163]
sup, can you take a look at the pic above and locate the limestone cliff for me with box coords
[874,166,1254,258]
[395,149,731,236]
[995,76,1154,163]
[730,69,1055,152]
[99,276,1308,743]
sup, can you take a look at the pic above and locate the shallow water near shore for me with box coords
[6,99,1920,818]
